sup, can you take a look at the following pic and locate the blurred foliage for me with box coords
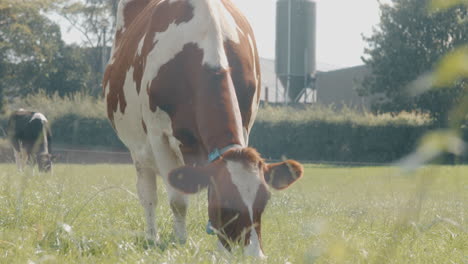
[399,0,468,169]
[432,45,468,87]
[60,0,118,48]
[4,91,105,121]
[0,0,95,112]
[361,0,467,124]
[258,104,432,126]
[59,0,118,93]
[0,92,440,162]
[429,0,468,12]
[0,94,445,163]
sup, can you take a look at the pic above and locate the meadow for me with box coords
[0,163,466,264]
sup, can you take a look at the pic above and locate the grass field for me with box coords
[0,164,466,263]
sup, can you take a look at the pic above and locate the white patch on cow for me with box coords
[226,160,264,257]
[115,0,132,34]
[136,34,146,56]
[103,82,110,101]
[30,113,48,124]
[42,123,49,154]
[218,1,240,43]
[109,0,130,61]
[29,112,50,154]
[141,0,240,92]
[112,66,147,149]
[227,77,245,146]
[247,34,259,131]
[243,127,249,146]
[141,107,184,170]
[226,160,260,221]
[244,228,266,258]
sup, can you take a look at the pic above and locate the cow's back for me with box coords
[103,0,261,163]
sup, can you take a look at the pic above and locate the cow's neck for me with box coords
[195,66,245,155]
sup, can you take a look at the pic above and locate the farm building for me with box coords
[259,57,372,109]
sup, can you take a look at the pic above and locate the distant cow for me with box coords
[103,0,303,257]
[7,110,53,172]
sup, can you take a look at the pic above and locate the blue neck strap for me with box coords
[207,144,242,163]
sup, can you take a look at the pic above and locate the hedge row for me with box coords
[250,121,431,163]
[50,114,126,150]
[1,114,466,163]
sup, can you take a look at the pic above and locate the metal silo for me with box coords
[276,0,316,103]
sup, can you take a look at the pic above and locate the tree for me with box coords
[0,1,61,96]
[57,0,118,95]
[360,0,467,123]
[0,0,92,109]
[60,1,117,66]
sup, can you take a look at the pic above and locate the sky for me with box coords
[60,0,388,70]
[232,0,386,68]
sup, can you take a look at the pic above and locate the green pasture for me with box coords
[0,164,466,263]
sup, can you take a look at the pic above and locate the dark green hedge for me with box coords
[249,121,432,163]
[1,114,466,163]
[0,118,7,137]
[50,114,126,150]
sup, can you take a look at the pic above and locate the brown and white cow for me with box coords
[103,0,303,257]
[7,109,53,172]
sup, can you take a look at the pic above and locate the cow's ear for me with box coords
[168,165,214,194]
[264,160,303,190]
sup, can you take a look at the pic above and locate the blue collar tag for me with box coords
[207,144,242,163]
[206,220,215,235]
[208,149,221,163]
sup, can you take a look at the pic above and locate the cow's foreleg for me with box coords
[164,180,188,243]
[151,132,188,244]
[13,148,23,172]
[135,162,159,243]
[16,142,29,172]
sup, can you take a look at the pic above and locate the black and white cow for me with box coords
[7,109,53,172]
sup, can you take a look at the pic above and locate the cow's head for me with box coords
[168,147,303,257]
[36,153,53,172]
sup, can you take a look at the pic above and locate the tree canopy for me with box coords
[361,0,467,123]
[0,0,96,111]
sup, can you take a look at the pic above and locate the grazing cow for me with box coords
[103,0,303,257]
[7,109,53,172]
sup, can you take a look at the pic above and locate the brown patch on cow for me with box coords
[122,0,152,32]
[264,160,304,190]
[141,119,147,134]
[207,156,270,249]
[222,147,264,168]
[252,182,270,250]
[103,0,194,124]
[147,42,244,154]
[147,43,201,114]
[208,163,254,248]
[222,0,261,130]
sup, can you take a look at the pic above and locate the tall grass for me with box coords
[2,92,432,127]
[0,164,465,263]
[4,92,107,122]
[257,104,432,126]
